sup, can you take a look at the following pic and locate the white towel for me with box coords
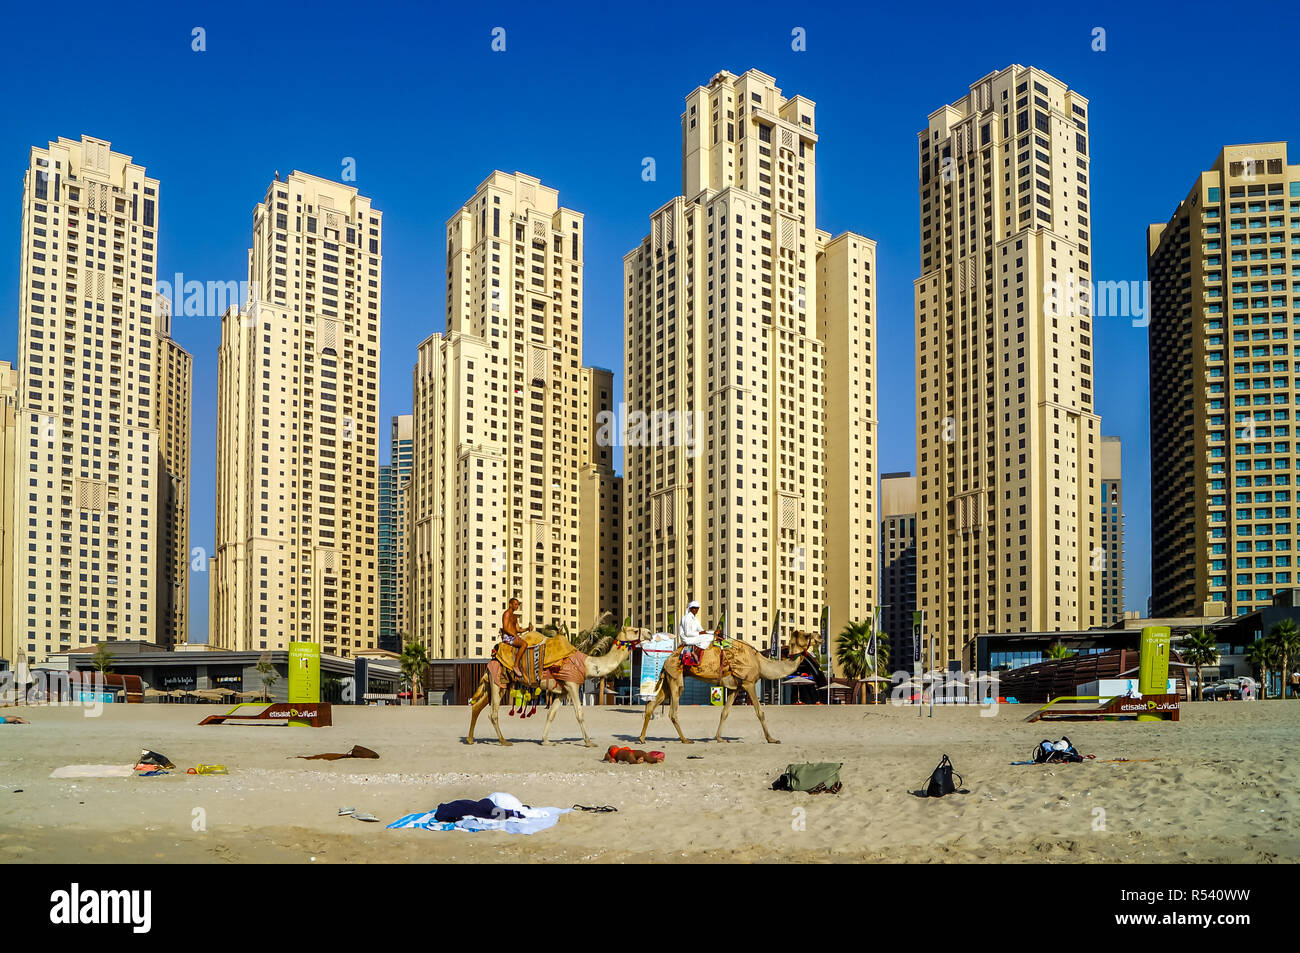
[49,764,136,779]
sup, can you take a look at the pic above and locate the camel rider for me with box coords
[679,601,716,668]
[500,598,532,678]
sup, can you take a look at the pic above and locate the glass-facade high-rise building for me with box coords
[1149,142,1300,617]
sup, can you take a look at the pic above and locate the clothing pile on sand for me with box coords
[387,792,570,835]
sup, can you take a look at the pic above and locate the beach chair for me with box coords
[199,701,332,728]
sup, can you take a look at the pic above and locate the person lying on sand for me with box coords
[603,745,664,764]
[0,716,29,724]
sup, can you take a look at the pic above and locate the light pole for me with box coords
[874,604,891,704]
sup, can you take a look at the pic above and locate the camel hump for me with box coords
[544,634,578,665]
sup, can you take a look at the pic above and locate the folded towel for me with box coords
[50,764,136,778]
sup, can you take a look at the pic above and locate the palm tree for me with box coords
[91,642,114,675]
[574,613,624,702]
[1046,642,1075,660]
[836,620,874,680]
[574,612,620,656]
[1180,627,1220,701]
[400,640,430,705]
[836,620,891,702]
[1245,638,1279,699]
[1267,620,1300,700]
[255,654,279,701]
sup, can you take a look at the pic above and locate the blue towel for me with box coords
[388,812,457,831]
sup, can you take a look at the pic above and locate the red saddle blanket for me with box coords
[488,651,587,689]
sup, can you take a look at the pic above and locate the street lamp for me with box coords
[873,604,891,704]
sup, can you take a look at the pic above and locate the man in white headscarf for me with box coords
[678,601,716,667]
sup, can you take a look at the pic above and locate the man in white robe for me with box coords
[678,601,716,666]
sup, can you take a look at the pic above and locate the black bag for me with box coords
[923,754,962,797]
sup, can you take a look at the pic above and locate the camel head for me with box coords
[617,624,652,644]
[787,630,817,655]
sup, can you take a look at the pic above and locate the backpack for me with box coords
[1033,737,1083,764]
[922,754,963,797]
[771,762,843,794]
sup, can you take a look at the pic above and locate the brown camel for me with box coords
[639,630,816,744]
[466,625,649,746]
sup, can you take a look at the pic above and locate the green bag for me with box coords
[771,762,843,794]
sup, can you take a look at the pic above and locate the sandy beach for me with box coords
[0,699,1296,864]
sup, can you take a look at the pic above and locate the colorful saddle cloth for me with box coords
[493,634,580,686]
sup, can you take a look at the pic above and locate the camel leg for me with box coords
[540,685,562,745]
[564,681,595,747]
[713,679,738,742]
[466,674,491,744]
[667,673,692,744]
[638,679,667,743]
[742,679,780,744]
[487,679,512,746]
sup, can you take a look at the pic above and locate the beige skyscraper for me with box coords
[915,67,1101,669]
[1149,142,1300,617]
[154,303,192,645]
[10,136,192,663]
[0,363,20,664]
[409,171,607,657]
[623,69,877,659]
[210,171,381,656]
[578,366,622,629]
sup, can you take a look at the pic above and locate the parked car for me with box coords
[1204,676,1258,700]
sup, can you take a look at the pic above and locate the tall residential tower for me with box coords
[11,136,192,662]
[915,67,1101,668]
[1149,143,1300,617]
[578,366,622,630]
[210,171,382,656]
[623,69,877,657]
[408,172,616,657]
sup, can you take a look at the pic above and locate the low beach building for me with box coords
[31,641,401,704]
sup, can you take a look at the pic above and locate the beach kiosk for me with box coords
[1025,626,1181,722]
[199,642,333,728]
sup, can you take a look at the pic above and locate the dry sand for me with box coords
[0,699,1296,863]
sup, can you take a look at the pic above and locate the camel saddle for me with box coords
[684,641,733,679]
[494,633,579,686]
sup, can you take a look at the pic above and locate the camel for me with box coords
[639,630,816,744]
[466,625,650,746]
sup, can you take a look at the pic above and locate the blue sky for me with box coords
[2,0,1297,641]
